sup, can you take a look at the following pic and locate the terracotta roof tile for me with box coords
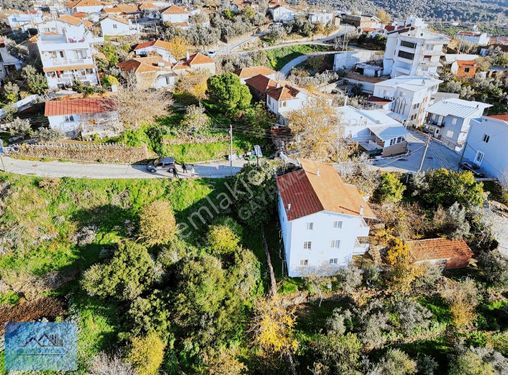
[45,97,115,116]
[66,0,104,8]
[103,3,138,14]
[407,238,473,269]
[58,14,83,26]
[487,114,508,122]
[245,74,277,94]
[235,65,275,79]
[118,56,172,73]
[267,84,300,101]
[134,40,173,53]
[276,159,376,221]
[162,5,188,14]
[188,52,214,65]
[456,60,477,66]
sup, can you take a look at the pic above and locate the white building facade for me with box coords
[100,16,140,36]
[270,6,296,23]
[383,20,449,78]
[425,98,491,152]
[463,116,508,186]
[7,11,44,31]
[373,76,441,127]
[456,31,490,47]
[37,18,99,89]
[277,160,375,277]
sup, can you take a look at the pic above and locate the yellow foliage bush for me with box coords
[138,200,176,246]
[126,332,165,375]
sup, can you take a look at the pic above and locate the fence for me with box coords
[13,142,151,164]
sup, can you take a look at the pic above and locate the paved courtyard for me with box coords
[370,130,461,173]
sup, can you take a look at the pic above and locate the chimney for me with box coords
[316,169,320,176]
[287,203,291,211]
[186,51,189,61]
[359,205,365,216]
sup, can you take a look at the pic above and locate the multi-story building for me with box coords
[276,159,376,277]
[425,98,491,152]
[462,115,508,186]
[100,15,140,37]
[65,0,105,14]
[0,38,22,82]
[383,18,449,78]
[7,10,44,31]
[372,76,441,127]
[37,15,99,89]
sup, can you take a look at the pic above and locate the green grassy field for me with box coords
[265,44,332,71]
[0,173,230,373]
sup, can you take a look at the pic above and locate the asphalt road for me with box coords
[0,156,247,179]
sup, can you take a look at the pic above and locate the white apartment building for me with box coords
[463,115,508,186]
[456,31,490,47]
[425,98,492,152]
[383,19,449,78]
[373,76,441,127]
[161,5,190,26]
[276,159,376,277]
[37,16,99,89]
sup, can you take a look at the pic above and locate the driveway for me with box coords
[370,130,461,173]
[0,157,247,179]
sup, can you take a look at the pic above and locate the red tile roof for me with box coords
[134,39,173,52]
[188,52,214,65]
[235,65,275,79]
[45,97,116,116]
[245,74,277,94]
[276,159,376,221]
[456,60,477,66]
[162,5,188,14]
[267,84,300,101]
[487,114,508,122]
[367,95,392,104]
[407,238,473,269]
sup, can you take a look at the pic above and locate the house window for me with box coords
[333,221,343,229]
[300,259,309,266]
[306,222,314,230]
[464,67,470,73]
[397,50,414,60]
[331,240,341,248]
[483,134,490,143]
[474,151,484,165]
[59,51,64,58]
[113,24,118,29]
[303,241,312,250]
[64,115,75,122]
[451,117,457,125]
[329,258,338,264]
[400,40,416,49]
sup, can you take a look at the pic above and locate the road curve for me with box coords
[0,156,247,179]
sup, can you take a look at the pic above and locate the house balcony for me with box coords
[44,57,94,67]
[352,238,369,255]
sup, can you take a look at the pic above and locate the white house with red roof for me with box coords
[266,83,310,123]
[100,15,140,36]
[118,56,176,89]
[463,115,508,186]
[45,96,121,138]
[173,52,216,75]
[65,0,105,14]
[161,5,190,26]
[7,10,44,31]
[133,40,177,63]
[276,159,375,277]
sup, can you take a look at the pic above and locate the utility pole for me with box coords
[418,134,431,173]
[229,124,233,175]
[0,140,5,172]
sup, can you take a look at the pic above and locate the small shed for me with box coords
[407,238,474,269]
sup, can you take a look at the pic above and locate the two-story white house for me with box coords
[45,96,122,138]
[372,76,441,127]
[383,17,449,78]
[100,16,140,36]
[118,56,177,89]
[37,16,100,89]
[425,98,492,152]
[133,40,177,64]
[463,115,508,186]
[266,83,310,124]
[276,159,376,277]
[308,11,335,26]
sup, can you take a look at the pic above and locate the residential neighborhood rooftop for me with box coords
[407,238,474,269]
[426,98,492,118]
[276,159,376,221]
[45,97,115,116]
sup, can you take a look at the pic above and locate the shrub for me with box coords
[126,332,166,375]
[82,241,155,301]
[138,200,177,246]
[478,250,508,288]
[207,224,240,254]
[371,349,417,375]
[449,350,495,375]
[440,278,479,329]
[374,173,406,204]
[88,353,135,375]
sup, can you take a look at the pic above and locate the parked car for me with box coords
[207,50,216,57]
[459,161,485,178]
[146,157,176,173]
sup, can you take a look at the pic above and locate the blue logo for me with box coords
[5,322,77,371]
